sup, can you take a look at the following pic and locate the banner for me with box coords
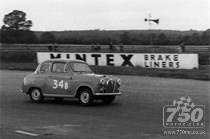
[37,52,198,69]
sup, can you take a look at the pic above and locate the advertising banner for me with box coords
[37,52,198,69]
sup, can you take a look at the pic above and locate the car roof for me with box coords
[43,59,86,63]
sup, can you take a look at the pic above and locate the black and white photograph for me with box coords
[0,0,209,138]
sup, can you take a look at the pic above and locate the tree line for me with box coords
[1,10,210,45]
[1,29,209,45]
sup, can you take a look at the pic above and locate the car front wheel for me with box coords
[78,88,93,106]
[101,96,116,104]
[29,88,43,103]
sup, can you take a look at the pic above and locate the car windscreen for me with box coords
[71,62,93,73]
[39,62,51,73]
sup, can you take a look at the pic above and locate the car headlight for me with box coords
[23,77,27,85]
[117,79,121,85]
[99,78,106,85]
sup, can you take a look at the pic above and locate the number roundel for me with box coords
[53,80,68,90]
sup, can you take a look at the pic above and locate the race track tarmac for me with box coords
[0,70,209,139]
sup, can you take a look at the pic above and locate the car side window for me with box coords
[39,62,50,73]
[52,62,68,73]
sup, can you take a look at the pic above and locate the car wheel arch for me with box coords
[28,87,42,94]
[76,85,93,98]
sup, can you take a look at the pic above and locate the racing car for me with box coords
[21,59,121,105]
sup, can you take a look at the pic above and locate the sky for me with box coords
[0,0,209,31]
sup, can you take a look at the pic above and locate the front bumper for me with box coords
[95,92,122,96]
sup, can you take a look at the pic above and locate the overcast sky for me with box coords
[0,0,209,31]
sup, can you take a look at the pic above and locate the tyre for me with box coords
[101,96,116,104]
[78,88,93,106]
[29,88,44,103]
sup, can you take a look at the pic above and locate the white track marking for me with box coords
[15,130,38,136]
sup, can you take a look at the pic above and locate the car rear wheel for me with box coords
[29,88,43,103]
[101,96,116,104]
[78,88,93,106]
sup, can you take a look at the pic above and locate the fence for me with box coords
[1,43,210,53]
[0,43,209,65]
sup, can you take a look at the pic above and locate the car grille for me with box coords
[105,80,118,93]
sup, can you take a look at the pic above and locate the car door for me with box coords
[45,62,73,96]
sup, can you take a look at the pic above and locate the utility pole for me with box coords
[144,13,159,45]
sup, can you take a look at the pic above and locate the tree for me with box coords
[1,10,32,31]
[149,33,157,45]
[157,33,169,45]
[182,35,190,44]
[1,10,37,43]
[190,33,201,45]
[1,30,37,43]
[201,29,210,45]
[40,32,56,43]
[120,32,131,44]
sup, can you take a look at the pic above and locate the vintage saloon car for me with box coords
[21,59,121,105]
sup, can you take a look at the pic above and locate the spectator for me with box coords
[91,43,101,51]
[119,44,124,52]
[109,41,115,51]
[180,43,185,52]
[53,43,58,52]
[48,44,53,52]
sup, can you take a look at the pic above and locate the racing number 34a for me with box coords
[53,80,68,90]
